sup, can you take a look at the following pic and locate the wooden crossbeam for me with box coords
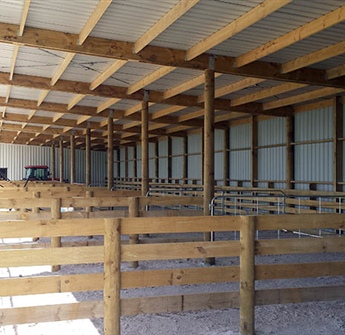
[127,66,176,95]
[68,94,85,110]
[281,40,345,74]
[9,44,19,80]
[236,5,345,67]
[263,87,344,110]
[185,0,292,61]
[97,98,120,113]
[51,52,76,85]
[78,0,112,45]
[37,89,49,107]
[5,86,11,103]
[327,64,345,80]
[90,60,127,90]
[134,0,200,53]
[18,0,31,36]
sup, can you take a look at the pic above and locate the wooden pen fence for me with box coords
[0,214,344,335]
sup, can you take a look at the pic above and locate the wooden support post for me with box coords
[250,116,258,188]
[240,216,256,335]
[85,126,91,186]
[129,197,139,268]
[70,134,75,184]
[286,116,294,189]
[125,146,129,181]
[51,198,61,272]
[104,218,121,335]
[116,147,121,181]
[59,140,64,183]
[51,142,56,180]
[141,96,149,196]
[32,191,40,241]
[334,96,343,193]
[204,67,215,265]
[133,145,138,182]
[107,111,114,190]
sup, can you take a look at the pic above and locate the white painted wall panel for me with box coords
[258,117,286,146]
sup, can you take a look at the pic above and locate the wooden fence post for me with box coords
[51,198,61,272]
[104,218,121,335]
[240,216,256,335]
[129,197,139,268]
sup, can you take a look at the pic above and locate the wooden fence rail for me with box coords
[0,214,344,334]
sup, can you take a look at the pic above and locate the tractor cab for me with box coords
[24,165,50,181]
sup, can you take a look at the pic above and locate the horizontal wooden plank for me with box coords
[122,265,240,288]
[0,246,104,267]
[256,285,345,305]
[0,218,106,238]
[256,237,345,255]
[141,209,202,217]
[0,273,104,296]
[0,301,103,326]
[122,241,240,261]
[141,196,203,206]
[256,261,345,280]
[121,291,240,316]
[256,214,345,230]
[121,216,244,234]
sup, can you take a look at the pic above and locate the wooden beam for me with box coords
[127,66,176,95]
[186,0,292,61]
[236,5,345,67]
[326,64,345,80]
[90,60,127,90]
[18,0,31,36]
[9,44,19,80]
[68,94,85,110]
[5,85,11,103]
[281,40,345,74]
[134,0,200,53]
[97,98,120,113]
[37,89,49,107]
[263,87,344,110]
[1,23,344,88]
[199,77,265,103]
[231,83,307,106]
[78,0,112,45]
[50,52,76,85]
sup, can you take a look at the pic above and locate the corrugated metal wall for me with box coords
[171,137,183,180]
[258,118,286,188]
[187,133,202,182]
[229,124,251,187]
[2,104,343,191]
[294,107,333,191]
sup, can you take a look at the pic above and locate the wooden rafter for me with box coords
[281,40,345,74]
[327,64,345,80]
[263,87,344,110]
[18,0,31,36]
[37,89,49,107]
[134,0,200,53]
[51,53,76,85]
[97,98,120,113]
[231,83,307,106]
[68,94,86,110]
[78,0,112,45]
[90,60,127,90]
[9,44,19,80]
[5,86,11,103]
[235,5,345,68]
[127,66,176,95]
[185,0,292,61]
[0,23,344,88]
[164,73,222,99]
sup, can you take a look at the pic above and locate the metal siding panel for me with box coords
[171,137,183,155]
[188,133,202,153]
[230,124,250,149]
[91,150,107,187]
[258,118,286,146]
[295,142,333,182]
[230,150,250,181]
[295,107,333,142]
[258,147,286,181]
[159,158,168,179]
[188,154,201,181]
[215,152,223,181]
[172,157,183,179]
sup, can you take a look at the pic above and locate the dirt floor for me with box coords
[1,232,345,335]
